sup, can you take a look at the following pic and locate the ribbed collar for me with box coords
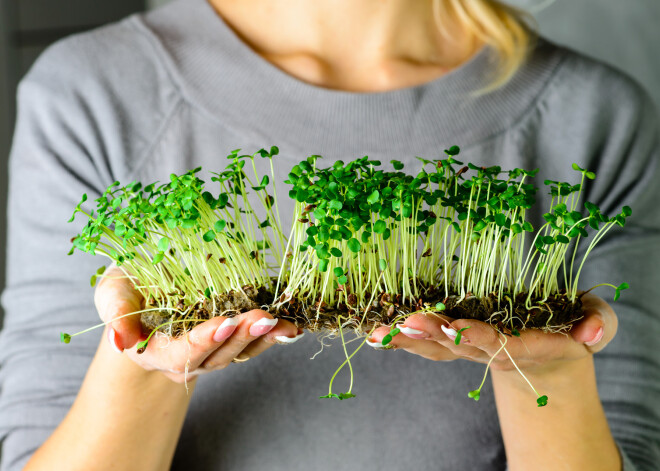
[135,0,566,155]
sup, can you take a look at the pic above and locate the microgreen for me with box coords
[382,327,401,346]
[136,339,149,354]
[581,280,631,302]
[277,148,630,324]
[89,265,106,288]
[319,392,356,400]
[614,282,629,302]
[454,326,471,346]
[67,145,632,407]
[68,148,287,323]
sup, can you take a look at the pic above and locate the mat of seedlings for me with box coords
[140,283,584,338]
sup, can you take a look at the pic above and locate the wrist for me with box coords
[28,331,197,471]
[492,355,595,401]
[492,355,619,471]
[98,336,198,395]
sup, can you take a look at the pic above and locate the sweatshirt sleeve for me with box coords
[0,43,116,471]
[0,22,174,470]
[568,76,660,470]
[525,49,660,469]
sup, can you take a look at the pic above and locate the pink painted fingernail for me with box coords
[585,327,604,346]
[249,318,278,337]
[441,324,458,340]
[366,337,389,349]
[213,318,238,342]
[397,324,430,339]
[108,328,123,353]
[275,331,305,344]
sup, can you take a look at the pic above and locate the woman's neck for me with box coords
[208,0,480,91]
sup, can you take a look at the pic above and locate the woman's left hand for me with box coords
[367,292,618,377]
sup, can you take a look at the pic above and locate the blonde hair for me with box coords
[433,0,536,92]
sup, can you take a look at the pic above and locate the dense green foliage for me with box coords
[277,147,631,322]
[66,145,632,405]
[69,147,285,315]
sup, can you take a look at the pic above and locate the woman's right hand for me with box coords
[94,266,302,383]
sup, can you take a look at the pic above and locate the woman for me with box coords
[1,0,658,469]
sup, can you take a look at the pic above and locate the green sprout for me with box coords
[381,327,401,346]
[454,326,471,346]
[89,265,106,288]
[68,147,286,337]
[277,149,631,326]
[467,334,548,407]
[65,145,632,406]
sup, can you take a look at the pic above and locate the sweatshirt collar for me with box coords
[137,0,565,154]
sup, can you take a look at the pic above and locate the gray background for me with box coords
[1,0,659,323]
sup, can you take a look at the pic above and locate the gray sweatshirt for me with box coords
[1,1,659,469]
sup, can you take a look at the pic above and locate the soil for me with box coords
[140,282,584,338]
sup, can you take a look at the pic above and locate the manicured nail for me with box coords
[249,318,278,336]
[441,324,458,340]
[275,331,305,344]
[585,327,604,346]
[397,324,430,339]
[366,338,389,349]
[108,328,123,353]
[213,317,238,342]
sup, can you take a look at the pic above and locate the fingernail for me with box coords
[108,328,123,353]
[441,324,458,340]
[585,327,604,346]
[397,324,430,339]
[275,331,305,344]
[249,318,278,337]
[366,337,389,349]
[213,317,238,342]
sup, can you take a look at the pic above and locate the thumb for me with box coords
[570,293,618,353]
[94,265,144,350]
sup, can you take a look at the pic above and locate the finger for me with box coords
[367,326,461,362]
[134,314,239,373]
[398,313,498,349]
[238,322,303,360]
[570,293,618,353]
[398,314,543,363]
[390,312,456,342]
[200,310,279,370]
[94,265,144,350]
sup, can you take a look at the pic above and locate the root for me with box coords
[139,283,585,339]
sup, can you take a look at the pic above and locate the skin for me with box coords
[208,0,480,92]
[26,266,300,470]
[369,293,620,470]
[26,1,622,469]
